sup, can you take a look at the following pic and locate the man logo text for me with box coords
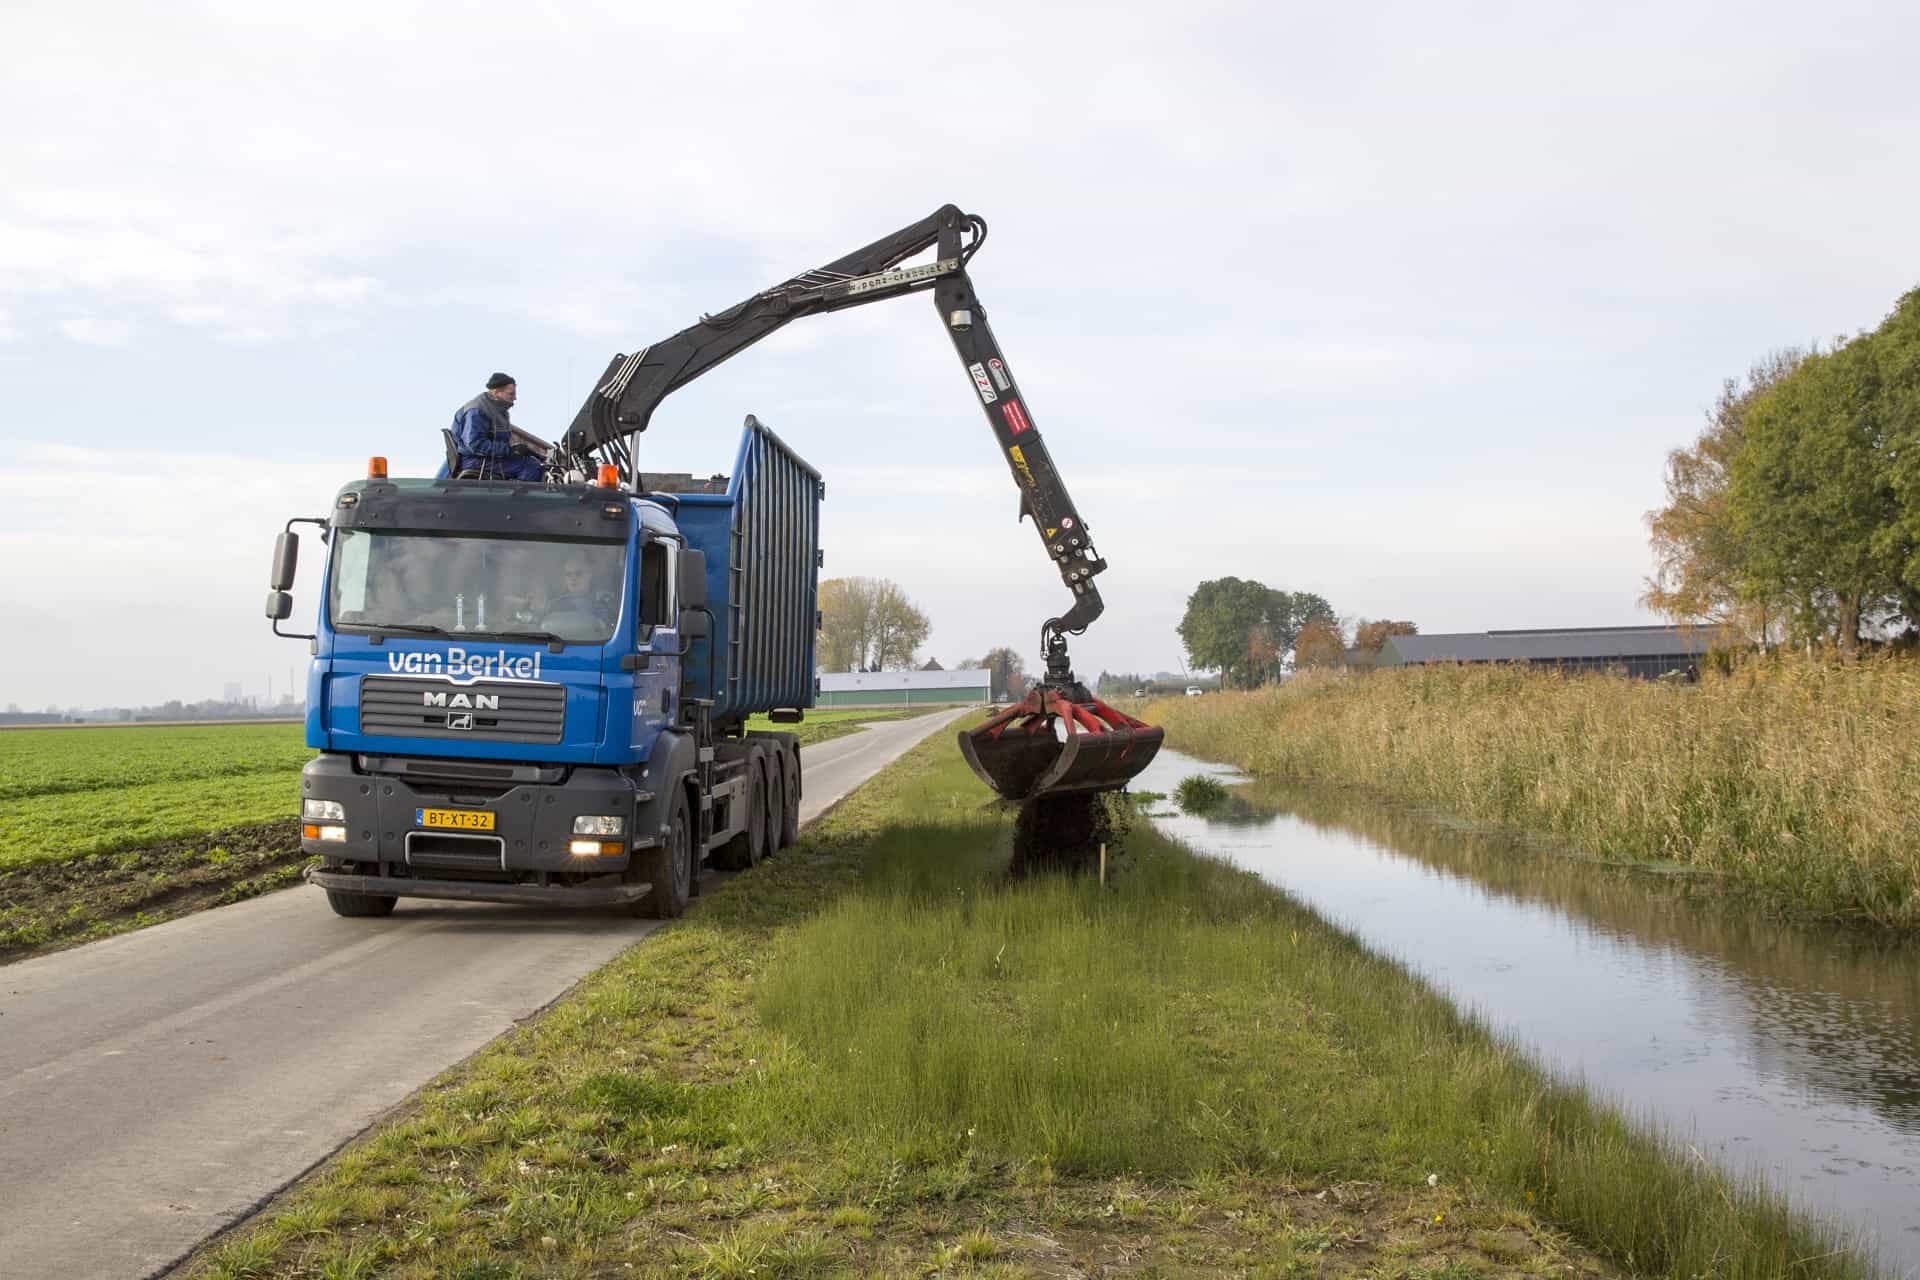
[423,691,501,710]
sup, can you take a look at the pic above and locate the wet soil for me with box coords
[0,820,313,965]
[1008,792,1126,877]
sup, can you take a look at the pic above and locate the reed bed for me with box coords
[1149,657,1920,927]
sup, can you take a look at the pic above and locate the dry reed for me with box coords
[1150,656,1920,927]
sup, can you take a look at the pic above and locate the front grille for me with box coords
[360,676,565,745]
[405,831,507,874]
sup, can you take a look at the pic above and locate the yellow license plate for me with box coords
[416,808,495,831]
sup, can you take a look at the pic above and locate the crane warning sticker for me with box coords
[987,358,1012,390]
[968,363,998,404]
[1003,400,1032,435]
[1007,445,1038,489]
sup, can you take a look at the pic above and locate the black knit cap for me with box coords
[486,372,515,390]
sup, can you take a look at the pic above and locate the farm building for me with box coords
[816,668,992,707]
[1378,626,1726,680]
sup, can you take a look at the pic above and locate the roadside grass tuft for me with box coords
[179,724,1878,1279]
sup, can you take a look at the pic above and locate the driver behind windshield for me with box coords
[542,558,612,626]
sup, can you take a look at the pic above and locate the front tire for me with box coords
[634,789,691,919]
[324,888,397,918]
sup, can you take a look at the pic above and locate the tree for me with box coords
[868,582,931,668]
[817,576,932,670]
[1731,337,1901,653]
[980,646,1026,700]
[1352,619,1417,653]
[1643,349,1805,639]
[1873,289,1920,614]
[1178,577,1333,688]
[1294,617,1345,669]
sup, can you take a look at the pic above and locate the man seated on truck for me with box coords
[441,373,544,481]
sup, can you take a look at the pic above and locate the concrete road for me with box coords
[0,707,970,1280]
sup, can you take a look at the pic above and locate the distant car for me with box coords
[1185,685,1202,697]
[1133,687,1146,698]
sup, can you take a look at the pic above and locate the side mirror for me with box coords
[678,608,710,640]
[269,531,300,592]
[678,548,707,610]
[265,590,294,621]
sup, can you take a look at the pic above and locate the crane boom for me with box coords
[559,205,1108,642]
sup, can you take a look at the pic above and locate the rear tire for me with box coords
[324,888,397,918]
[762,755,785,856]
[779,749,800,848]
[634,789,691,919]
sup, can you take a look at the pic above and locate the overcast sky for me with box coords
[3,1,1916,707]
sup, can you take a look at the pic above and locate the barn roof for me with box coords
[1382,625,1726,665]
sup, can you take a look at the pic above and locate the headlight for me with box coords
[303,824,348,842]
[572,815,626,835]
[304,799,346,822]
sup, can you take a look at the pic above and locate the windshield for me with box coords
[328,530,625,644]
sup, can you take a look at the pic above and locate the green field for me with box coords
[0,709,933,870]
[0,724,312,869]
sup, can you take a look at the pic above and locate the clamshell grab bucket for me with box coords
[958,688,1164,801]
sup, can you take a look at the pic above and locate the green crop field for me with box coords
[0,724,313,869]
[0,709,934,871]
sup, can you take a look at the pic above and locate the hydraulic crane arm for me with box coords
[559,205,1109,647]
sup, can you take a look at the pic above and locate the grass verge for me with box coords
[1148,659,1920,929]
[743,706,937,747]
[185,728,1870,1278]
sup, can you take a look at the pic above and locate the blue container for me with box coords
[672,417,823,723]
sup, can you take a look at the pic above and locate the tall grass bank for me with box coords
[1150,659,1920,927]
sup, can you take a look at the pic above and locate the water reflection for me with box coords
[1137,749,1920,1276]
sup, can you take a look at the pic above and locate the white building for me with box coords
[816,668,991,707]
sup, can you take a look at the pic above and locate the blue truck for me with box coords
[268,206,1163,915]
[266,417,821,918]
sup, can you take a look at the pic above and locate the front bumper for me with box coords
[299,752,657,875]
[306,865,650,908]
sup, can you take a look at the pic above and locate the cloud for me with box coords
[57,314,131,346]
[0,441,347,706]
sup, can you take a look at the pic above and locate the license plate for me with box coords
[416,808,495,831]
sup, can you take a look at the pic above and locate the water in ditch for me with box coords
[1133,746,1920,1276]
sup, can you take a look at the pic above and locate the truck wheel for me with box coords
[324,888,397,918]
[763,755,785,856]
[714,761,766,870]
[779,749,800,848]
[634,789,691,919]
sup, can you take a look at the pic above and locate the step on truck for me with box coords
[266,419,821,918]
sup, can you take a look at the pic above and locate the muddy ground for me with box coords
[0,820,312,964]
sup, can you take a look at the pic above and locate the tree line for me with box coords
[1173,577,1417,688]
[1645,286,1920,653]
